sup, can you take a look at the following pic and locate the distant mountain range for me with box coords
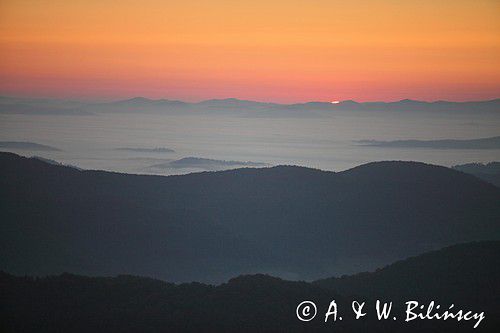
[1,241,498,332]
[357,136,500,150]
[0,96,91,115]
[1,95,499,116]
[0,141,60,151]
[1,152,499,283]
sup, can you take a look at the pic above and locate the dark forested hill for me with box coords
[314,241,500,302]
[1,242,498,332]
[1,152,500,283]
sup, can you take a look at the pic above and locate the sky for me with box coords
[0,0,499,103]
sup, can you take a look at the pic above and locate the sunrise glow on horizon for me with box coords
[1,0,499,103]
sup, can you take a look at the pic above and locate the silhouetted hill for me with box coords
[292,98,500,113]
[1,152,499,283]
[314,241,500,302]
[0,271,342,332]
[96,97,500,115]
[3,95,498,116]
[85,97,190,114]
[265,98,500,114]
[453,162,500,187]
[1,242,498,332]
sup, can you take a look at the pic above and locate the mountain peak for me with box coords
[124,96,152,103]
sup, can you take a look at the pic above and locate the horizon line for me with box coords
[1,94,500,105]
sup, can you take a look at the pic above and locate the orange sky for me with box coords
[0,0,499,102]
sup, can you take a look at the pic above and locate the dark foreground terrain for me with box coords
[1,242,499,332]
[1,152,499,283]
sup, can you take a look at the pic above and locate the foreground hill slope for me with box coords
[1,241,498,332]
[1,152,499,282]
[314,241,500,302]
[453,162,500,187]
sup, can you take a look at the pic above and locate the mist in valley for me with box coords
[1,97,499,174]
